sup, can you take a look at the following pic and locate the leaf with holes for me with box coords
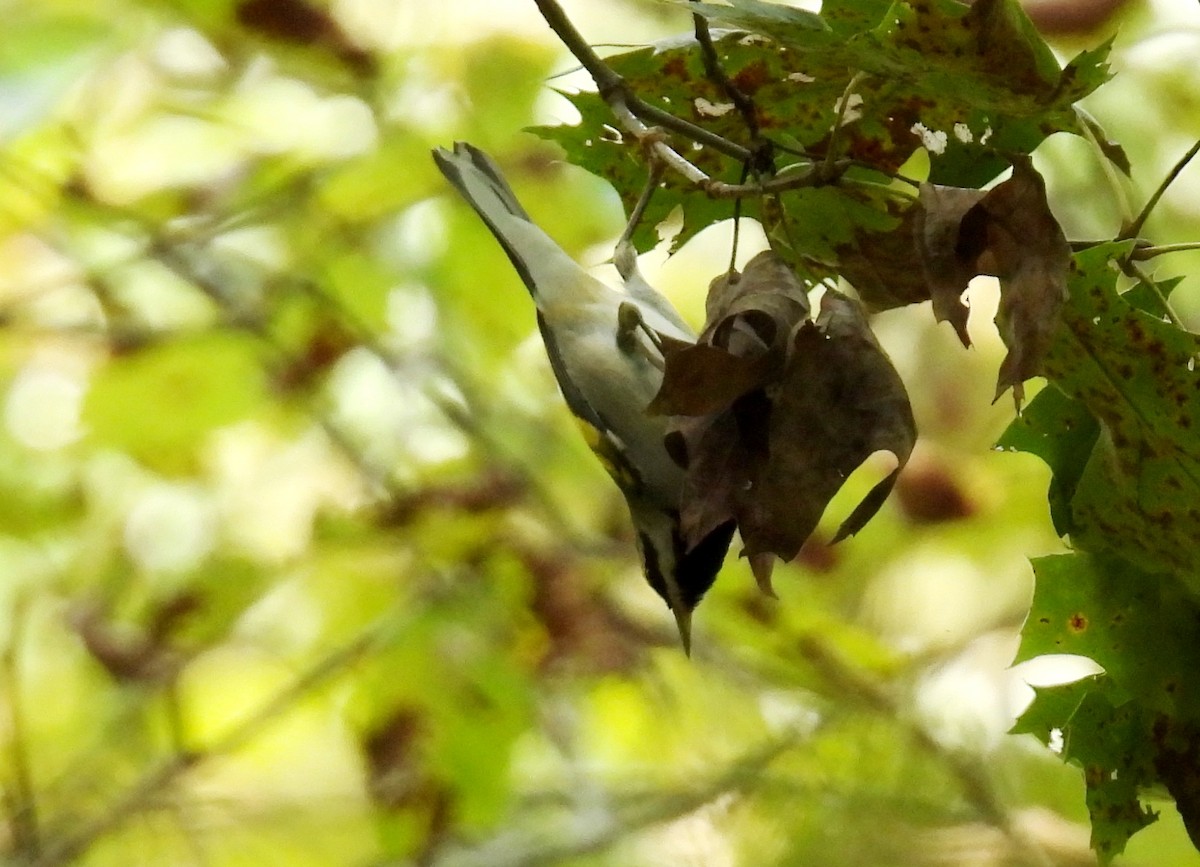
[1016,553,1200,716]
[1013,674,1159,864]
[533,0,1114,264]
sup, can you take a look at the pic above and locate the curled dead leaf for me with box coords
[918,183,986,346]
[650,251,810,416]
[964,155,1071,406]
[839,157,1068,407]
[757,291,916,553]
[662,252,916,575]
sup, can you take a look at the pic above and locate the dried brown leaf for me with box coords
[649,342,774,416]
[740,291,916,558]
[748,553,778,598]
[668,259,915,569]
[837,203,932,313]
[651,250,810,417]
[835,185,983,346]
[918,183,987,346]
[969,155,1071,405]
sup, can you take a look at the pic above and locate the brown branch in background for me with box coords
[796,635,1055,867]
[381,470,527,526]
[3,595,41,862]
[32,615,392,867]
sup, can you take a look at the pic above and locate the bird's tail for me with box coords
[432,141,548,299]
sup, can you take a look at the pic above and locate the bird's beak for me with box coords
[673,607,693,657]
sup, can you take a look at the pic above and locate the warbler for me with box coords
[432,142,733,652]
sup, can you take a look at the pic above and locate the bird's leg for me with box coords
[617,301,665,370]
[615,142,672,369]
[618,153,666,254]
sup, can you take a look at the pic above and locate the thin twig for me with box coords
[1130,241,1200,260]
[825,71,866,177]
[415,730,804,867]
[619,159,666,248]
[532,0,751,170]
[689,1,760,140]
[604,88,713,186]
[706,159,853,198]
[1122,138,1200,241]
[1076,108,1133,229]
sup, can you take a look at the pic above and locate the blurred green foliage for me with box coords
[0,0,1199,865]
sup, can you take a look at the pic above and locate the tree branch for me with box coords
[532,0,751,169]
[1130,241,1200,260]
[796,635,1055,867]
[408,730,803,867]
[2,594,41,862]
[689,1,761,141]
[32,616,393,867]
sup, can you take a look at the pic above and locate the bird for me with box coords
[432,141,734,652]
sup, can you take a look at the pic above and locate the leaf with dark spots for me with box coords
[535,0,1114,260]
[1121,275,1184,319]
[1016,553,1200,716]
[690,0,829,37]
[997,384,1099,537]
[1033,242,1200,589]
[1013,674,1159,863]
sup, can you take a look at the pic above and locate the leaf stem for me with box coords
[1076,107,1132,227]
[1122,138,1200,241]
[1122,259,1186,329]
[824,71,867,178]
[619,159,666,248]
[1130,241,1200,260]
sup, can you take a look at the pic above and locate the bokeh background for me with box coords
[2,0,1200,864]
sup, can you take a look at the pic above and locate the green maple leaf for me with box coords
[1036,243,1200,591]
